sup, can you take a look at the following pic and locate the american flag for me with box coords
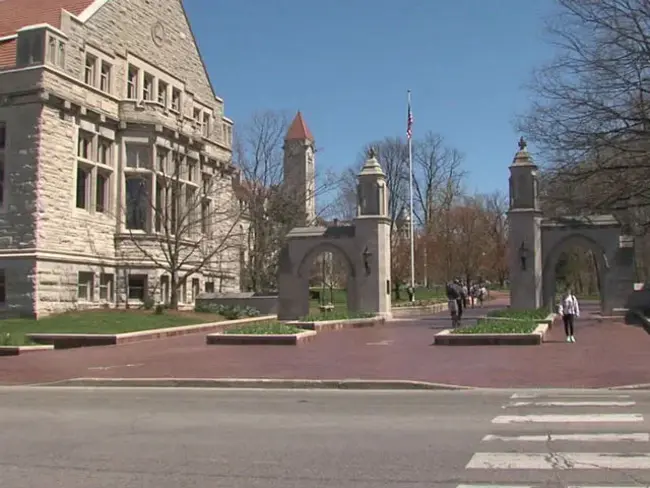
[407,98,413,140]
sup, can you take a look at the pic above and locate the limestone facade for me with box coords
[0,0,241,317]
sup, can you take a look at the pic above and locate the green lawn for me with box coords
[456,320,538,334]
[487,307,549,320]
[0,310,223,346]
[309,287,445,315]
[224,322,303,335]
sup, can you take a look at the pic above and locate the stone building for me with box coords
[0,0,240,317]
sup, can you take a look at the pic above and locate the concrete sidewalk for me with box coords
[0,297,648,388]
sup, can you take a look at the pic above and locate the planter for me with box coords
[391,302,448,318]
[434,323,549,346]
[0,345,54,356]
[26,315,276,349]
[206,330,317,345]
[288,316,385,332]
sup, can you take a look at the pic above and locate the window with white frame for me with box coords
[202,113,210,138]
[100,61,111,93]
[46,34,65,68]
[156,147,168,173]
[75,128,114,213]
[155,180,164,233]
[77,271,94,301]
[143,73,154,101]
[99,273,114,301]
[171,88,181,112]
[84,53,97,86]
[186,158,197,182]
[158,80,168,106]
[193,108,201,125]
[127,64,139,99]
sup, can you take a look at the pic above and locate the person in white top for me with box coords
[557,288,580,343]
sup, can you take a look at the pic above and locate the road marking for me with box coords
[503,401,636,408]
[87,363,143,371]
[492,414,643,424]
[365,340,393,346]
[510,393,631,399]
[482,433,650,442]
[457,485,532,488]
[466,452,650,469]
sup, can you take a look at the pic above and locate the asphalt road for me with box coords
[2,387,650,487]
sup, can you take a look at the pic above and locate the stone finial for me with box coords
[367,147,376,159]
[518,136,527,151]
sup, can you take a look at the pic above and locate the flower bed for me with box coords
[206,321,316,345]
[434,319,549,346]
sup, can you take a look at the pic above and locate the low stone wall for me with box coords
[196,293,278,315]
[206,330,317,345]
[391,302,448,318]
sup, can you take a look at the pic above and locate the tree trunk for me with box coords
[170,270,179,310]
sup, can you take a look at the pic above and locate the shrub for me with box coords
[154,304,165,315]
[194,302,261,319]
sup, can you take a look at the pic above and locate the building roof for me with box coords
[0,0,94,67]
[285,111,314,142]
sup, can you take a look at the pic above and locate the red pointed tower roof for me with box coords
[285,111,314,141]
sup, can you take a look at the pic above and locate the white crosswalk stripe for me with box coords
[457,391,649,488]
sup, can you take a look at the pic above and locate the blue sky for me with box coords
[186,0,558,195]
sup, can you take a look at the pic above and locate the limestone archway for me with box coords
[296,241,358,316]
[542,233,607,312]
[277,149,392,321]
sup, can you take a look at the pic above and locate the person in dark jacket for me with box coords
[446,280,465,324]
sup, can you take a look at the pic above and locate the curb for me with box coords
[206,330,317,345]
[0,345,54,356]
[29,377,475,390]
[609,383,650,391]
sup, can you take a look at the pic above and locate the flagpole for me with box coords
[407,90,416,301]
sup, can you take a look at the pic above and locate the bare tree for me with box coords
[482,191,509,286]
[518,0,650,222]
[123,141,243,309]
[411,132,465,285]
[233,110,339,292]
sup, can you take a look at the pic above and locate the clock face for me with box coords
[152,21,165,47]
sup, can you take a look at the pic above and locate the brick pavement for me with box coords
[1,295,649,388]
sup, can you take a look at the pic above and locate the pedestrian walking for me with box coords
[558,288,580,343]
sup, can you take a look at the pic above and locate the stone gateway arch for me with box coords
[277,150,392,321]
[507,138,636,315]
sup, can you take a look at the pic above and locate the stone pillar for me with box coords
[353,149,392,318]
[507,138,543,310]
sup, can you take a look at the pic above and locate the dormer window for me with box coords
[202,113,210,138]
[171,88,181,112]
[158,81,168,106]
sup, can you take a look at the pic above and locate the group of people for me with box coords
[445,279,488,327]
[444,278,582,342]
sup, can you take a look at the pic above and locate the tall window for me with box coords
[125,176,148,230]
[155,182,164,232]
[156,148,168,173]
[158,81,168,106]
[202,113,210,138]
[127,65,139,99]
[84,54,97,86]
[96,173,108,213]
[100,61,111,93]
[99,273,114,301]
[77,272,94,301]
[76,167,89,209]
[171,88,181,111]
[143,73,154,101]
[75,128,114,213]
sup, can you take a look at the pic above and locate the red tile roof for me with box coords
[285,111,314,141]
[0,0,94,67]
